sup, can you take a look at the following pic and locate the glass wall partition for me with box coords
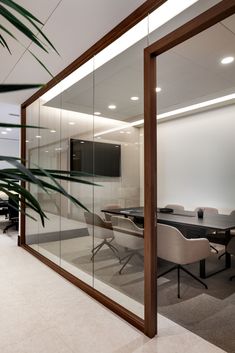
[23,0,220,335]
[156,13,235,353]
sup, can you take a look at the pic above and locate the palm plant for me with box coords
[0,0,94,225]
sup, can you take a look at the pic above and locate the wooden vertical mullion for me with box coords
[144,49,157,338]
[19,106,26,246]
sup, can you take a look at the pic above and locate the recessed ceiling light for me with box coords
[130,96,139,101]
[96,136,101,139]
[120,131,125,134]
[221,56,234,65]
[80,141,85,144]
[108,104,116,110]
[94,112,101,115]
[126,131,131,134]
[55,147,62,151]
[45,150,49,153]
[6,128,12,131]
[25,140,29,143]
[36,135,41,138]
[1,131,7,135]
[50,130,56,133]
[156,87,162,93]
[69,122,75,125]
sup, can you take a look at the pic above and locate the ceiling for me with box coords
[45,0,235,123]
[0,0,146,105]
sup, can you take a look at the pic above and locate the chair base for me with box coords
[91,238,120,262]
[218,251,226,260]
[3,220,18,233]
[119,251,143,274]
[158,264,208,298]
[210,244,218,254]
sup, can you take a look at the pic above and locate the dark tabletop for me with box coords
[102,207,235,231]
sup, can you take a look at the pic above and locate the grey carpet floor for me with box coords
[39,237,235,352]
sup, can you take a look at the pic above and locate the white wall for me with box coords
[140,103,235,214]
[0,103,20,169]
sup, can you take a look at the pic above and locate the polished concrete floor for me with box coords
[0,229,226,353]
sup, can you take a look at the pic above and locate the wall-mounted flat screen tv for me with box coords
[70,139,121,177]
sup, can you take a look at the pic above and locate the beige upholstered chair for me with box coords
[227,237,235,281]
[218,210,235,260]
[195,207,218,215]
[194,207,219,253]
[84,212,119,261]
[165,204,184,210]
[157,223,211,298]
[111,216,144,274]
[103,204,121,222]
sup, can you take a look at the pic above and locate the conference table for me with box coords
[101,206,235,278]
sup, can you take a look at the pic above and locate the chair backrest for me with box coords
[165,204,184,210]
[227,237,235,255]
[111,216,144,250]
[104,204,121,221]
[84,212,113,239]
[230,210,235,217]
[157,223,210,265]
[8,195,19,220]
[195,207,218,215]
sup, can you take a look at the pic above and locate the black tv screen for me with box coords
[70,139,121,177]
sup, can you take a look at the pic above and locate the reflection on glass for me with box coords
[156,14,235,352]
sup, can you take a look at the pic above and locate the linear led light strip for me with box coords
[95,93,235,135]
[41,0,198,103]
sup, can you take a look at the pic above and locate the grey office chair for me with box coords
[157,223,211,298]
[219,210,235,260]
[103,204,121,222]
[195,207,219,253]
[84,212,120,261]
[227,237,235,281]
[165,204,184,210]
[111,216,144,274]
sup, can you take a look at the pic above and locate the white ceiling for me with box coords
[0,0,146,105]
[46,0,235,122]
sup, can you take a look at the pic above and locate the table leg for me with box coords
[225,251,231,268]
[200,259,206,279]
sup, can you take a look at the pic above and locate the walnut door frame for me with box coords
[144,0,235,337]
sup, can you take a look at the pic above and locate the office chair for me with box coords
[111,216,144,274]
[84,211,120,261]
[103,204,122,222]
[3,195,19,233]
[157,223,211,298]
[165,204,184,210]
[195,207,220,253]
[218,210,235,260]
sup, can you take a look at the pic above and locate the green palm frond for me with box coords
[0,0,59,75]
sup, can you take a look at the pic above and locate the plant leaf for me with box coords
[0,33,11,53]
[0,5,48,52]
[0,23,16,39]
[28,49,54,78]
[0,0,43,24]
[0,123,47,129]
[0,84,43,93]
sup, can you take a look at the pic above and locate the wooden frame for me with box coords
[143,0,235,337]
[20,0,167,337]
[20,0,235,339]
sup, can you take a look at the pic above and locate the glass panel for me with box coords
[25,101,40,251]
[36,99,62,265]
[92,35,148,318]
[59,68,94,285]
[156,14,235,352]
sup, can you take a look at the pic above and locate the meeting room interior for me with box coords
[22,1,235,352]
